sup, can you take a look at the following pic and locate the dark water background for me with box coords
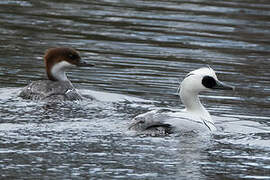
[0,0,270,179]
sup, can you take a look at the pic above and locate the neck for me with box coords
[180,88,215,130]
[48,61,72,82]
[180,89,205,113]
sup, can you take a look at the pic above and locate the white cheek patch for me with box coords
[51,61,74,81]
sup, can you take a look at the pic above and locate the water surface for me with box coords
[0,0,270,179]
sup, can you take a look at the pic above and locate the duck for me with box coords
[19,47,94,101]
[128,67,234,135]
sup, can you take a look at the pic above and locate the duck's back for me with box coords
[129,109,213,136]
[19,80,82,101]
[129,109,174,136]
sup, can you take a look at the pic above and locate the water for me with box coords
[0,0,270,179]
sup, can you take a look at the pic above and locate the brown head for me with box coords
[44,47,94,81]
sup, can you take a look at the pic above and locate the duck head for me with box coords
[180,67,234,94]
[44,47,94,81]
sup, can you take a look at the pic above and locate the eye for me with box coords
[68,54,78,60]
[202,76,216,89]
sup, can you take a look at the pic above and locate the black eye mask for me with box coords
[202,76,217,89]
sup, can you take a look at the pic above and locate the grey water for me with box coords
[0,0,270,179]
